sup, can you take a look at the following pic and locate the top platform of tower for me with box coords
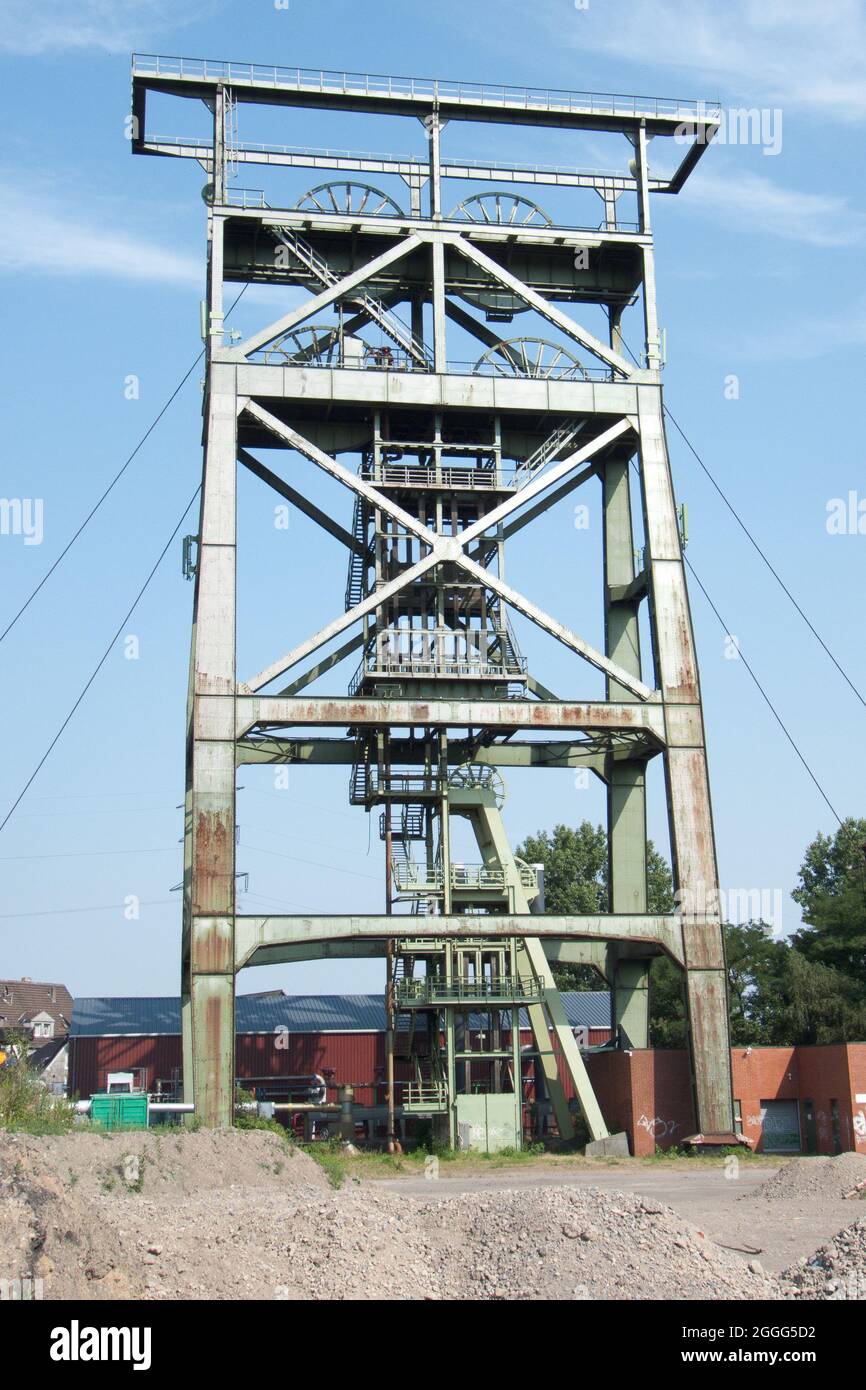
[131,54,720,193]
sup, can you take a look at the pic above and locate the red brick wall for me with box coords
[586,1050,695,1155]
[587,1044,866,1157]
[848,1045,866,1154]
[730,1047,798,1152]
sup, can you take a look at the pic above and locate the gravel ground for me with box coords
[779,1218,866,1301]
[2,1131,864,1301]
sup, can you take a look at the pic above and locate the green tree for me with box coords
[517,822,607,917]
[516,822,674,991]
[791,818,866,985]
[774,950,866,1045]
[725,921,788,1044]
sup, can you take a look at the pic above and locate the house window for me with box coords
[733,1099,743,1137]
[33,1020,54,1039]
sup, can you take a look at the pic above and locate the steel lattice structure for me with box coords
[131,55,736,1144]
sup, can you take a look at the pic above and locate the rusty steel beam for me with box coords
[229,912,686,970]
[227,695,667,740]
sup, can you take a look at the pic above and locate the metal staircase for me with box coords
[404,1053,449,1112]
[268,221,433,368]
[514,419,584,486]
[344,495,369,609]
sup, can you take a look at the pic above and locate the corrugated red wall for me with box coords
[69,1026,613,1102]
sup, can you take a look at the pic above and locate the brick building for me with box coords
[585,1044,866,1156]
[68,991,611,1113]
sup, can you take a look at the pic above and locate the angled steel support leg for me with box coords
[637,385,734,1137]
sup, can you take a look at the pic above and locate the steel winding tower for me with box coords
[131,55,736,1143]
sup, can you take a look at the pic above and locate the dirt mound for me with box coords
[0,1141,144,1299]
[744,1153,866,1204]
[0,1127,327,1199]
[779,1217,866,1300]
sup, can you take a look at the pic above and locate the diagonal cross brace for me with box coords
[442,232,636,378]
[231,234,423,359]
[242,553,438,692]
[458,417,633,549]
[239,409,651,699]
[455,553,654,700]
[238,447,363,555]
[242,400,438,549]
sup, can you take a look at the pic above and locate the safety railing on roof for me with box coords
[391,861,537,894]
[133,56,721,122]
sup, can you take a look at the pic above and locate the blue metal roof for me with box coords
[71,997,182,1037]
[71,990,610,1037]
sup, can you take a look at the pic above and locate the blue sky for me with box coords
[1,0,864,999]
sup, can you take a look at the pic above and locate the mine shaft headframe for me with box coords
[130,54,721,197]
[133,52,736,1148]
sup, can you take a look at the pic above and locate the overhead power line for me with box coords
[683,556,843,828]
[620,337,864,710]
[0,484,202,836]
[663,403,865,711]
[625,453,843,826]
[0,285,248,646]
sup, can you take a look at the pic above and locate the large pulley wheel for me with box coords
[448,763,506,809]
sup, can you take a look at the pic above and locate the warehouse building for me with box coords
[68,990,611,1140]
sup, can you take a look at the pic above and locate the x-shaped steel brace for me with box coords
[238,401,653,701]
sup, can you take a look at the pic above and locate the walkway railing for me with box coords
[133,56,720,122]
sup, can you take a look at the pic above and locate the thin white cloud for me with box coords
[0,0,224,56]
[738,298,866,362]
[681,168,866,248]
[549,0,866,122]
[0,181,200,286]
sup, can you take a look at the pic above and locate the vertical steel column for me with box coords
[603,438,650,1047]
[633,128,733,1134]
[184,358,238,1127]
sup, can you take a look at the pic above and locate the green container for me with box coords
[89,1092,149,1131]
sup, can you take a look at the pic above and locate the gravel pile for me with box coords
[744,1153,866,1203]
[415,1186,775,1301]
[779,1218,866,1300]
[0,1131,778,1301]
[87,1184,776,1301]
